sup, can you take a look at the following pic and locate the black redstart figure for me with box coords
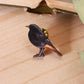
[26,24,62,57]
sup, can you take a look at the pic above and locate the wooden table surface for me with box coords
[0,6,84,84]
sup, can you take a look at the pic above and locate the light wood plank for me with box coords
[0,0,42,8]
[0,0,76,13]
[23,58,84,84]
[0,6,84,84]
[46,0,76,13]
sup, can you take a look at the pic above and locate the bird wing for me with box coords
[45,39,55,48]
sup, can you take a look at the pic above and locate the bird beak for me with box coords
[25,26,29,28]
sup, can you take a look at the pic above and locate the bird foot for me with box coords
[33,54,44,57]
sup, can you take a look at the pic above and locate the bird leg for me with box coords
[33,48,45,57]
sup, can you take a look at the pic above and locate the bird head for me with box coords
[26,24,40,30]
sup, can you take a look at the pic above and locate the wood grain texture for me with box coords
[60,0,72,3]
[0,6,84,84]
[0,0,41,8]
[0,0,76,13]
[46,0,76,13]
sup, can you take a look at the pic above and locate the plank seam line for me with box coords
[58,71,84,84]
[59,35,84,47]
[0,8,24,23]
[22,57,80,84]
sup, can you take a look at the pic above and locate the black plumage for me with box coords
[26,24,62,57]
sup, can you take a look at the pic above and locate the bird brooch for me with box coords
[26,24,62,57]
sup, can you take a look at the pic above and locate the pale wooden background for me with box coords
[0,0,42,8]
[0,0,76,13]
[0,5,84,84]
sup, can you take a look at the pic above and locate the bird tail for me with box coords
[44,39,62,56]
